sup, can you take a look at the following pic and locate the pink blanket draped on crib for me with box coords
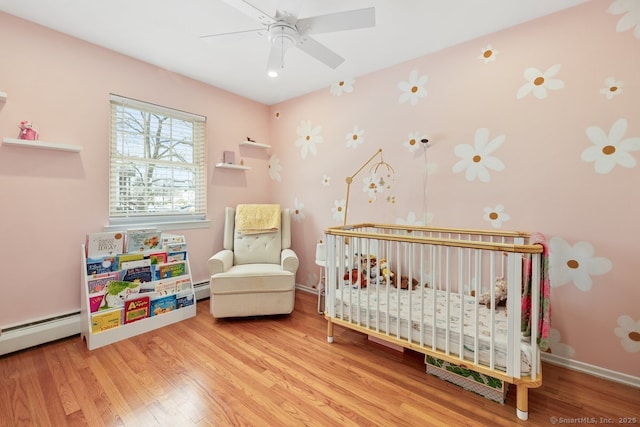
[521,232,551,351]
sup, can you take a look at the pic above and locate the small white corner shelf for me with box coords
[3,137,82,153]
[240,141,271,149]
[0,91,7,102]
[215,162,251,170]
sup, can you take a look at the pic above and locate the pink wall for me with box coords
[0,13,270,327]
[269,1,640,379]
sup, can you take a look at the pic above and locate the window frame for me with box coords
[107,94,208,231]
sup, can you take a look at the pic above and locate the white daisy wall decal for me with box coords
[549,236,613,291]
[548,329,576,358]
[346,126,365,149]
[483,204,510,229]
[600,77,623,99]
[321,174,331,186]
[478,44,499,63]
[292,198,305,222]
[608,0,640,39]
[614,315,640,353]
[582,118,640,174]
[398,70,428,106]
[268,155,282,182]
[403,132,428,153]
[396,211,425,226]
[452,128,506,182]
[332,199,346,223]
[516,64,565,99]
[295,120,323,159]
[330,79,355,96]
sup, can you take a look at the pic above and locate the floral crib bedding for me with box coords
[334,284,533,374]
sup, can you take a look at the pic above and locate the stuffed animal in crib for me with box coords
[378,258,395,285]
[344,269,367,288]
[18,120,39,140]
[398,276,420,290]
[364,255,381,282]
[476,276,508,310]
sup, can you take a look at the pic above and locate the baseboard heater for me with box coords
[0,281,211,356]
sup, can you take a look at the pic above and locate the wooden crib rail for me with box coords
[325,224,543,254]
[332,223,533,239]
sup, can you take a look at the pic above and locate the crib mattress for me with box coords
[333,284,532,374]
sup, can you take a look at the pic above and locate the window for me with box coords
[109,95,206,227]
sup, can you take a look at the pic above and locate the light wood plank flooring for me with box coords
[1,291,639,426]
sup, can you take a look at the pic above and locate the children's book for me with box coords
[86,232,125,257]
[166,251,187,262]
[148,251,167,266]
[154,278,178,295]
[88,292,106,313]
[165,242,187,253]
[123,296,150,324]
[120,265,153,284]
[162,234,184,246]
[87,271,119,294]
[150,294,177,316]
[175,277,192,292]
[126,229,162,253]
[176,291,194,309]
[86,256,117,275]
[116,253,144,270]
[103,281,141,309]
[154,261,186,280]
[91,308,122,333]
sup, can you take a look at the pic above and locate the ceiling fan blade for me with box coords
[296,7,375,35]
[222,0,276,26]
[297,35,345,69]
[200,28,267,42]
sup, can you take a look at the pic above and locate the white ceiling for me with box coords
[0,0,589,105]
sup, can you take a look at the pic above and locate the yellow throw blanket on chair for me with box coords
[235,204,281,234]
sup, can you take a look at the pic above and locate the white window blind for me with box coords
[109,95,206,224]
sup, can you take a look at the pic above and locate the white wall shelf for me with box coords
[215,162,251,170]
[240,141,271,149]
[0,91,7,102]
[3,137,82,152]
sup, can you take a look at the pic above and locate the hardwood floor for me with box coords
[1,291,638,426]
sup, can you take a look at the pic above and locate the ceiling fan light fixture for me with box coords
[268,23,298,49]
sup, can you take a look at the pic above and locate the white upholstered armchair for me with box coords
[208,205,298,318]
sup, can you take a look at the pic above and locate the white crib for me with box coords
[324,223,546,421]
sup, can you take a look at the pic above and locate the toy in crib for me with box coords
[344,269,368,287]
[344,254,421,290]
[473,276,508,313]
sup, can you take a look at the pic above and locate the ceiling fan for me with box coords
[201,0,376,77]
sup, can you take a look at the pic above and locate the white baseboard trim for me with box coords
[541,352,640,388]
[193,281,210,300]
[295,284,317,294]
[1,282,212,356]
[0,313,81,356]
